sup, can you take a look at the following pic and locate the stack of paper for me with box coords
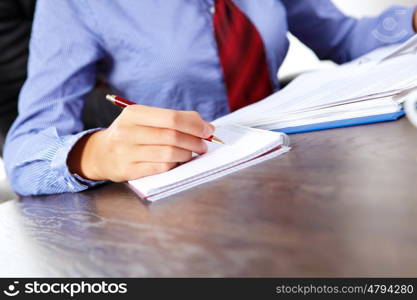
[129,125,290,202]
[214,36,417,133]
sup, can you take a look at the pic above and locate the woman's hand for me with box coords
[68,105,215,182]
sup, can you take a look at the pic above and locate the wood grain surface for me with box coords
[0,119,417,277]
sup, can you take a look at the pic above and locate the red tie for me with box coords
[213,0,274,112]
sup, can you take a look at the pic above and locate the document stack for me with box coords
[214,36,417,133]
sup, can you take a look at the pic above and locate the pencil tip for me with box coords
[212,137,225,144]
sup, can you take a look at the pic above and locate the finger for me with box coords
[127,125,208,154]
[123,162,178,181]
[122,105,215,138]
[129,145,193,163]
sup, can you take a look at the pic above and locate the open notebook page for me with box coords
[213,53,417,127]
[128,125,290,202]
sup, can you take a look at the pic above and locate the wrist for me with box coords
[68,130,107,181]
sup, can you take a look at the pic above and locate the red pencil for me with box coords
[105,94,224,144]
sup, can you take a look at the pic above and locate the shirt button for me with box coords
[210,6,215,14]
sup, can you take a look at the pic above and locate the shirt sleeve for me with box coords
[282,0,416,64]
[4,0,106,196]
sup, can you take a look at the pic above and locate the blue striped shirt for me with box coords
[4,0,416,196]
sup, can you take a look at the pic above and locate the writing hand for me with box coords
[68,105,214,182]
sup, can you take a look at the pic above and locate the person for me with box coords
[4,0,417,196]
[0,0,36,154]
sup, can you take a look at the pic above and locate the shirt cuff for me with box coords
[51,128,107,192]
[372,6,416,45]
[397,6,416,38]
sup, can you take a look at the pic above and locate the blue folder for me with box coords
[272,110,405,134]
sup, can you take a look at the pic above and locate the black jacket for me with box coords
[0,0,36,151]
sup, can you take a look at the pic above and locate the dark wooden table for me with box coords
[1,119,417,277]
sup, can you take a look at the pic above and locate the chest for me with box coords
[90,0,289,82]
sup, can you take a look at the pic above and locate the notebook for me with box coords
[213,36,417,133]
[128,125,290,202]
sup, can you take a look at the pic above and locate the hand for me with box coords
[68,105,215,182]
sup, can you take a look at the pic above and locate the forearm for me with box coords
[4,127,106,196]
[3,0,110,196]
[414,9,417,32]
[336,6,417,63]
[284,0,417,64]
